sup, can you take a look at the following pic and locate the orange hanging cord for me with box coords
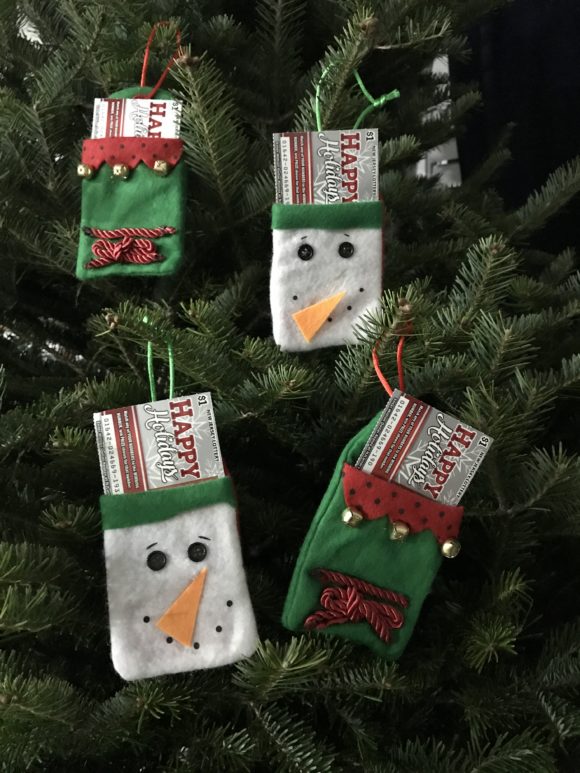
[372,324,412,397]
[138,21,182,98]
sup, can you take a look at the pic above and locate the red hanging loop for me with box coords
[372,322,412,397]
[138,22,182,98]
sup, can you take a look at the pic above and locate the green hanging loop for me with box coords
[352,68,400,130]
[353,69,375,104]
[314,64,332,132]
[143,315,175,402]
[314,65,400,132]
[167,339,175,400]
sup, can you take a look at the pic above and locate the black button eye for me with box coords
[188,542,208,562]
[338,241,354,258]
[146,550,167,571]
[297,243,314,261]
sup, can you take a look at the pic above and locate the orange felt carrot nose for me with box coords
[292,291,346,342]
[155,567,207,647]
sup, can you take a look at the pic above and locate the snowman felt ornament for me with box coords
[270,201,384,351]
[101,477,258,680]
[269,68,399,352]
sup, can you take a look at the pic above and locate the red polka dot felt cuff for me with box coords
[81,137,183,171]
[342,464,464,544]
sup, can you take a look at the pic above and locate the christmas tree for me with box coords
[2,1,580,770]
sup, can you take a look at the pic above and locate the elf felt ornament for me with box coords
[94,334,258,681]
[76,25,186,280]
[282,332,492,658]
[269,69,399,351]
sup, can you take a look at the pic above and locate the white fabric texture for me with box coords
[270,226,382,351]
[104,502,258,681]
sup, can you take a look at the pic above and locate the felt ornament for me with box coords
[76,25,186,280]
[76,84,186,280]
[281,329,476,657]
[100,476,258,680]
[281,413,465,658]
[270,201,384,351]
[269,67,399,352]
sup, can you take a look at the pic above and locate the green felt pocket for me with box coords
[281,413,442,659]
[76,86,186,280]
[100,476,236,531]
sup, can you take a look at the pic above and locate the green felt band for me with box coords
[271,201,383,231]
[100,476,236,530]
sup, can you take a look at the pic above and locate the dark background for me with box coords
[457,0,580,250]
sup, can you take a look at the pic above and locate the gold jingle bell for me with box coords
[341,508,363,527]
[441,538,461,558]
[77,163,94,179]
[389,520,410,541]
[153,159,170,176]
[112,163,130,180]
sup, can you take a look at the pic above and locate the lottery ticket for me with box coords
[355,390,493,505]
[94,393,224,495]
[273,129,379,204]
[91,97,182,139]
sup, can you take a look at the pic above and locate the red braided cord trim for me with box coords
[304,569,408,644]
[83,226,176,239]
[314,568,408,607]
[83,226,176,269]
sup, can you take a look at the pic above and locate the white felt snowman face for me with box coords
[104,501,258,681]
[270,202,383,351]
